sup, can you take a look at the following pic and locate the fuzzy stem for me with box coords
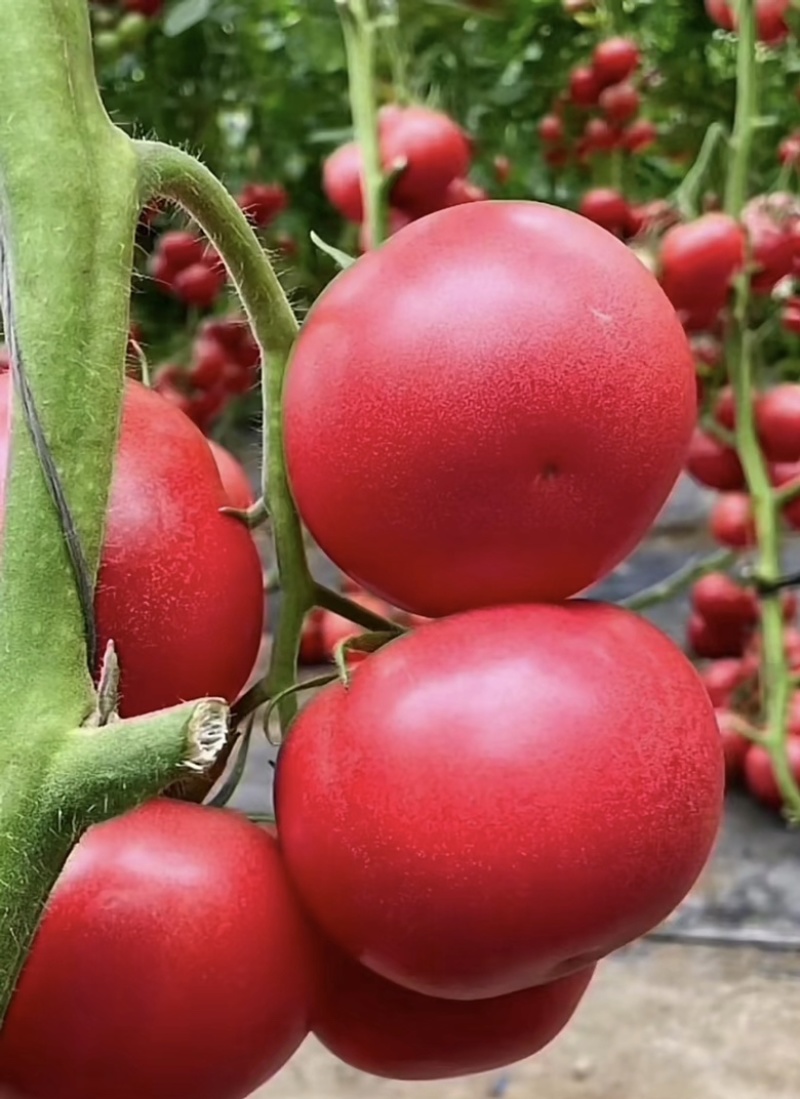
[338,0,388,249]
[135,143,316,729]
[723,0,800,818]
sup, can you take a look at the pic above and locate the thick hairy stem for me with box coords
[724,0,800,817]
[136,143,316,730]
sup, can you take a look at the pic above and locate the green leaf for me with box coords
[163,0,215,38]
[310,230,357,270]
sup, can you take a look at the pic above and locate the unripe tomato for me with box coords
[599,81,640,124]
[208,439,255,511]
[284,202,696,616]
[659,214,745,331]
[0,801,316,1099]
[313,939,595,1080]
[592,37,641,86]
[756,384,800,462]
[173,262,225,309]
[710,493,756,548]
[685,428,745,491]
[0,376,263,716]
[569,65,601,106]
[276,603,723,1000]
[323,142,364,222]
[381,106,472,212]
[579,188,630,235]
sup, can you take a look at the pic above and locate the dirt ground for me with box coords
[254,944,800,1099]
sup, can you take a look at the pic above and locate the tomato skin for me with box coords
[208,440,255,511]
[691,572,759,631]
[276,603,724,1001]
[710,493,756,548]
[157,230,206,270]
[173,262,226,309]
[284,201,696,617]
[744,739,800,811]
[599,81,640,124]
[313,941,595,1081]
[539,114,565,143]
[685,428,745,491]
[323,142,364,222]
[700,658,750,708]
[381,107,472,212]
[0,801,316,1099]
[688,612,748,659]
[742,194,800,294]
[569,65,601,106]
[579,188,630,235]
[0,376,264,716]
[659,214,744,330]
[622,118,657,153]
[592,37,640,86]
[755,384,800,463]
[706,0,790,42]
[715,709,751,784]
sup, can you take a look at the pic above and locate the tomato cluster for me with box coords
[323,104,487,247]
[705,0,791,44]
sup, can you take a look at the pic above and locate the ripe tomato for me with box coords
[622,118,657,152]
[744,739,800,811]
[756,384,800,463]
[583,117,618,153]
[538,114,565,143]
[0,376,263,716]
[579,188,630,235]
[592,37,640,86]
[208,440,255,511]
[284,202,696,617]
[313,940,594,1081]
[173,262,225,309]
[323,142,364,222]
[691,572,759,631]
[189,337,230,390]
[493,154,512,184]
[0,801,316,1099]
[276,603,723,1000]
[659,214,745,331]
[688,612,748,659]
[443,177,488,206]
[714,709,751,784]
[569,65,601,106]
[706,0,790,43]
[742,193,800,294]
[700,658,750,708]
[156,230,205,270]
[599,81,640,124]
[381,106,472,213]
[685,428,744,491]
[238,182,288,227]
[710,493,756,548]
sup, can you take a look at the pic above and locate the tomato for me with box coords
[583,117,618,153]
[147,250,177,290]
[238,182,288,227]
[599,81,640,124]
[688,613,748,659]
[685,428,744,491]
[538,114,565,143]
[381,106,472,213]
[284,202,696,617]
[713,385,736,428]
[319,592,392,664]
[691,572,759,631]
[208,440,255,511]
[124,0,163,13]
[705,0,735,30]
[780,133,800,166]
[569,65,601,106]
[622,118,657,152]
[323,142,364,222]
[700,658,750,708]
[444,177,488,206]
[0,801,315,1099]
[189,337,230,390]
[157,230,206,270]
[659,214,745,331]
[313,939,594,1081]
[0,376,263,716]
[493,153,512,184]
[756,384,800,463]
[782,299,800,335]
[298,607,326,666]
[173,262,225,309]
[710,493,756,548]
[706,0,790,43]
[714,709,751,784]
[744,739,800,811]
[592,37,641,86]
[276,603,723,1000]
[579,188,630,235]
[742,193,800,294]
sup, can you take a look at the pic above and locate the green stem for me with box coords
[620,549,738,613]
[723,0,800,819]
[338,0,388,248]
[315,584,404,633]
[673,122,730,220]
[135,142,316,731]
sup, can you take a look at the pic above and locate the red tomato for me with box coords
[705,0,735,29]
[583,117,619,152]
[755,384,800,463]
[579,188,630,235]
[659,214,745,331]
[599,81,640,124]
[0,801,316,1099]
[172,263,225,309]
[0,376,263,716]
[685,428,745,491]
[691,572,759,631]
[744,739,800,811]
[622,118,657,153]
[688,612,748,660]
[700,658,750,708]
[780,133,800,166]
[742,193,800,294]
[710,493,756,548]
[569,65,601,106]
[313,940,594,1080]
[147,250,177,290]
[381,107,472,212]
[189,337,230,390]
[157,230,206,270]
[299,607,326,666]
[284,202,696,616]
[443,177,488,206]
[539,114,565,143]
[323,142,364,222]
[768,459,800,527]
[713,385,736,428]
[208,440,255,511]
[276,603,723,1000]
[592,37,641,86]
[706,0,790,43]
[714,709,751,784]
[782,300,800,335]
[238,182,288,227]
[493,153,512,184]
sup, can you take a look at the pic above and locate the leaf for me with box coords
[310,230,357,270]
[163,0,215,37]
[333,630,400,687]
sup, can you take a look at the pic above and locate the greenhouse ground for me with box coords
[230,464,800,1099]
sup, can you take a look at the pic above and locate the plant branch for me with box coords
[620,549,739,612]
[315,583,405,633]
[673,122,730,221]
